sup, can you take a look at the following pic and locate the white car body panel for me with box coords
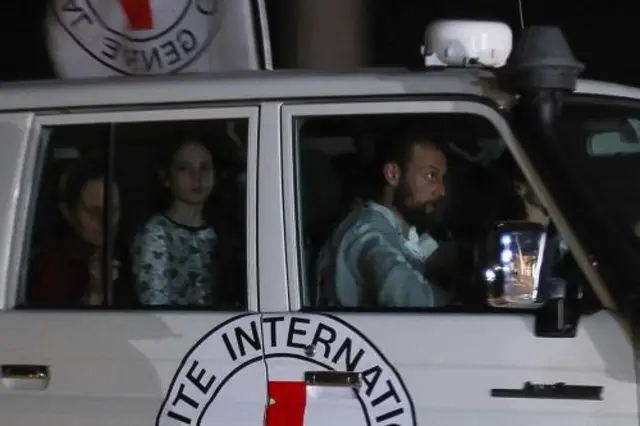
[0,70,637,425]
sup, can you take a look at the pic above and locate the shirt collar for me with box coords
[366,202,439,262]
[366,202,404,234]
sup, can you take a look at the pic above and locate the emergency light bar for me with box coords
[421,20,513,68]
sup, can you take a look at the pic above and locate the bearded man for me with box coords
[316,124,453,308]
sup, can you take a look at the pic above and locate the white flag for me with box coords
[45,0,271,78]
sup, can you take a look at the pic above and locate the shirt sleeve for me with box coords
[355,231,450,307]
[132,224,171,305]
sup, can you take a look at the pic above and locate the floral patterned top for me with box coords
[132,214,217,306]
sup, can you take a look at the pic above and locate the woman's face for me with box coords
[73,178,121,247]
[165,142,215,205]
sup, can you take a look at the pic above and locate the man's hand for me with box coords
[425,242,457,273]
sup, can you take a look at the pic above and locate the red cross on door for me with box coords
[265,381,307,426]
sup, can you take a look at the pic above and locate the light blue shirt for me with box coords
[316,202,450,308]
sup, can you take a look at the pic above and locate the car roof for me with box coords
[0,69,638,112]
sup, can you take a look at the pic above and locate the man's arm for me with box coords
[355,232,450,307]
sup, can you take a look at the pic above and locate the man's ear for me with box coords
[382,162,401,187]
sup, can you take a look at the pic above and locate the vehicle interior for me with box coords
[24,119,248,308]
[21,111,598,310]
[297,112,600,309]
[549,106,640,304]
[296,113,525,306]
[562,111,640,252]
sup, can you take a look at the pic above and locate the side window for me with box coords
[295,112,592,310]
[21,117,249,310]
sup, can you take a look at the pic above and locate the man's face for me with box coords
[389,143,447,231]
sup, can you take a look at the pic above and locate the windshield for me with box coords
[521,96,640,304]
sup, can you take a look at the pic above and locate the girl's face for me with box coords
[72,178,121,248]
[164,142,215,205]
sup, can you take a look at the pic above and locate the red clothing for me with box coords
[30,238,96,307]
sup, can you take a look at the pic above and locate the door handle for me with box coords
[491,381,603,400]
[305,371,362,390]
[1,365,50,390]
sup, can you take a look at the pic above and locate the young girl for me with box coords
[132,137,218,306]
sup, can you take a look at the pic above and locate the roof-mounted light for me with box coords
[421,20,513,69]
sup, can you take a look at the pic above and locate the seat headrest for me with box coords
[299,149,343,230]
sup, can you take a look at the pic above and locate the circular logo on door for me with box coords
[51,0,225,75]
[157,313,416,426]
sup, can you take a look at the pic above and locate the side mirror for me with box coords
[477,221,548,309]
[477,221,570,305]
[476,221,578,337]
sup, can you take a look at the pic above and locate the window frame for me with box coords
[8,106,260,311]
[280,98,585,312]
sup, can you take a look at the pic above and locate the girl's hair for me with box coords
[59,160,109,208]
[153,133,218,220]
[156,132,216,176]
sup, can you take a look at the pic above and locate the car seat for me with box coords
[299,148,344,307]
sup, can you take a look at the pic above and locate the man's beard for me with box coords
[392,180,440,234]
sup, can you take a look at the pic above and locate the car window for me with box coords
[291,111,594,311]
[19,116,250,310]
[587,131,640,156]
[529,97,640,306]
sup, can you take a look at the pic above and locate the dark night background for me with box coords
[0,0,635,84]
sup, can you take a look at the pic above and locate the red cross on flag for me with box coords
[119,0,154,30]
[46,0,271,78]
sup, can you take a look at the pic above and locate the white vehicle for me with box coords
[0,20,639,426]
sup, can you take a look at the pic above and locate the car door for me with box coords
[0,107,269,426]
[258,99,639,426]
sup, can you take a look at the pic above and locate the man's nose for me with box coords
[434,182,446,198]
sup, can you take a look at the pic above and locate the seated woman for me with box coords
[132,136,219,306]
[30,161,121,307]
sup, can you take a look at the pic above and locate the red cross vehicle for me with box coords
[0,18,639,426]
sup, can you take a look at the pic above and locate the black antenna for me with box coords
[518,0,525,30]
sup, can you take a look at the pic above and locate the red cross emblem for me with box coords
[119,0,153,30]
[265,381,307,426]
